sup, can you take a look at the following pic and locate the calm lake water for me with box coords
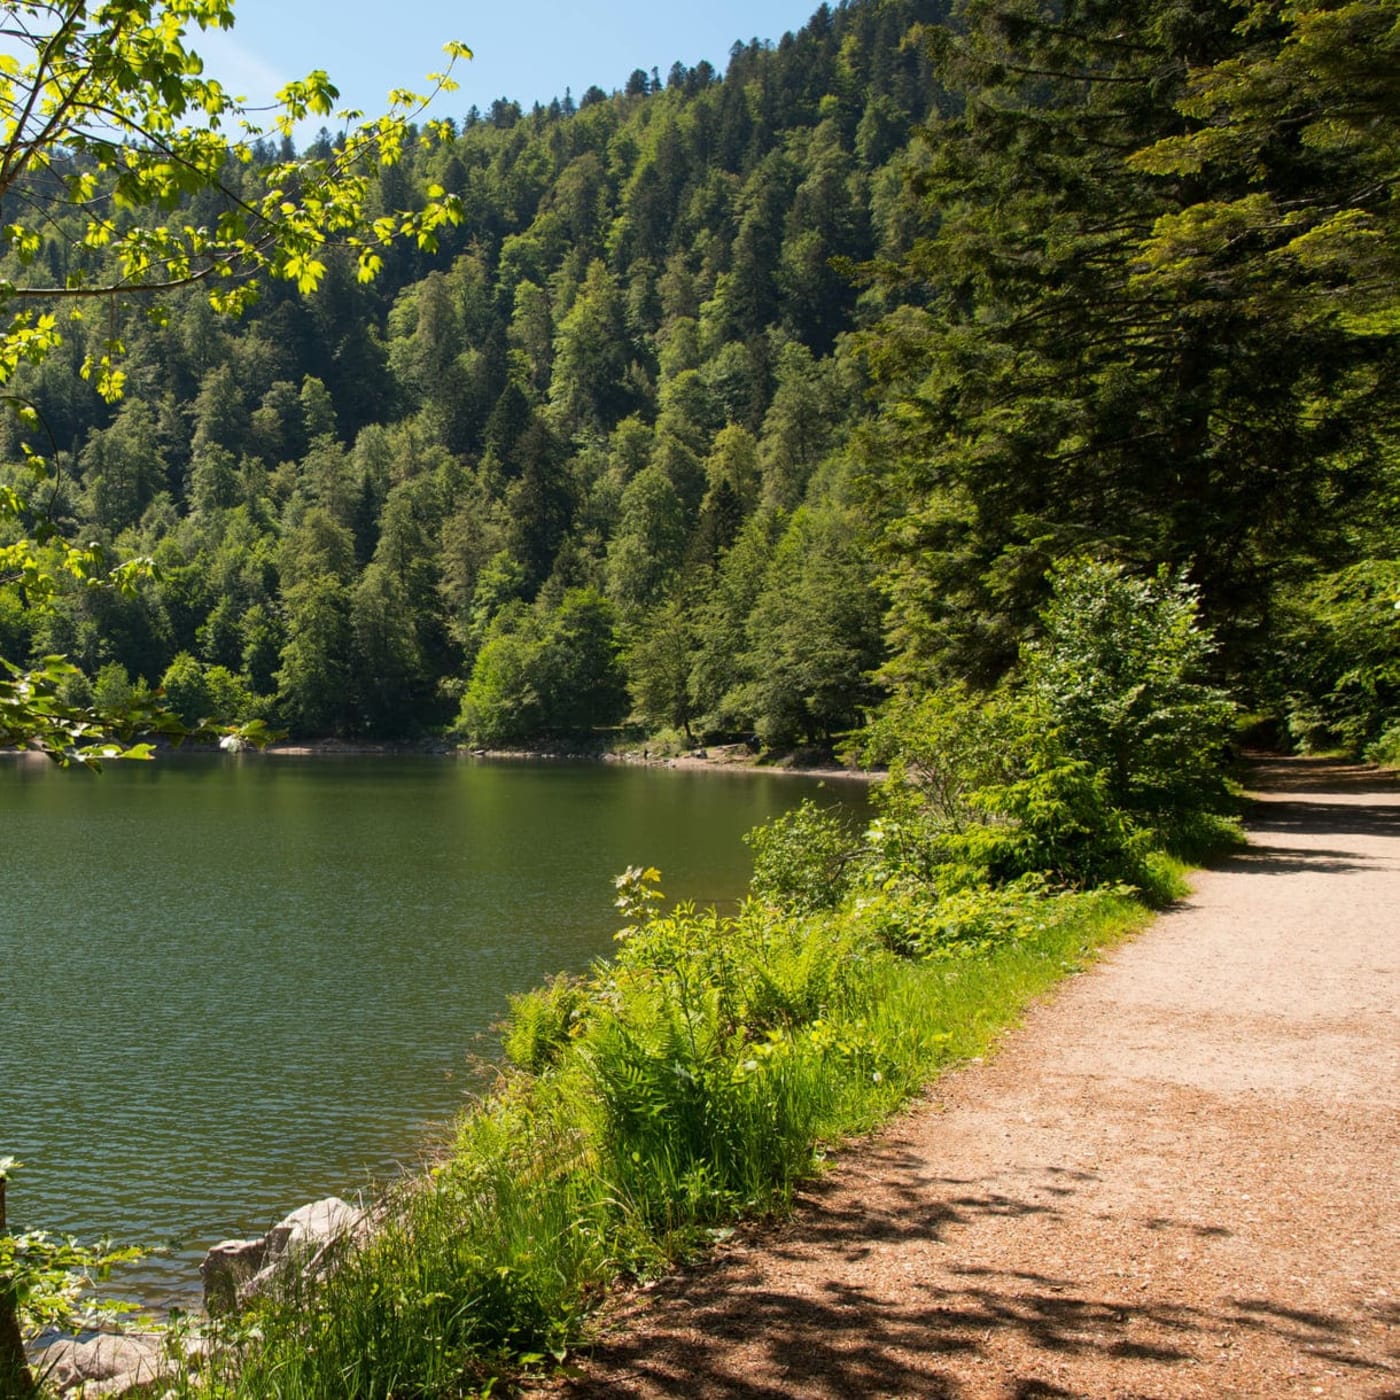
[0,754,865,1301]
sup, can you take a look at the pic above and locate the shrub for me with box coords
[954,754,1154,892]
[744,799,863,913]
[858,682,1021,835]
[1021,559,1236,833]
[857,685,1157,893]
[1368,722,1400,768]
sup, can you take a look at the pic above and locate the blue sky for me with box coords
[198,1,826,129]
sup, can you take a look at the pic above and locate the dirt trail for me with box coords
[559,758,1400,1398]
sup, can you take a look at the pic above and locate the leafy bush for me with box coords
[455,606,546,746]
[846,877,1133,963]
[1282,561,1400,755]
[744,799,863,913]
[1022,559,1236,832]
[858,682,1022,834]
[953,754,1155,892]
[91,662,147,715]
[1,1159,142,1397]
[1368,722,1400,769]
[857,684,1157,893]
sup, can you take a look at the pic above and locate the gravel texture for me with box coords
[554,758,1399,1399]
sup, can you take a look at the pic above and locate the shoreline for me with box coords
[4,734,883,782]
[0,737,886,783]
[264,738,884,781]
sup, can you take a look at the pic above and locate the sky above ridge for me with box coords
[199,1,826,130]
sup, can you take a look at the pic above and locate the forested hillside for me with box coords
[0,0,1395,758]
[0,0,945,746]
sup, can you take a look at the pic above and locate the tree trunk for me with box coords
[0,1179,38,1400]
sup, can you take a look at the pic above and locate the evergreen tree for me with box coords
[866,0,1397,691]
[742,506,884,744]
[276,575,357,735]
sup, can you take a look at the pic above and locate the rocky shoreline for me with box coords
[30,1197,370,1397]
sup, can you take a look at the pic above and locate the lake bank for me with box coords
[4,735,884,786]
[231,736,885,782]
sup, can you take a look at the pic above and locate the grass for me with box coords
[166,874,1152,1400]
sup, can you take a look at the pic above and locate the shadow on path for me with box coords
[565,1162,1394,1398]
[1231,756,1400,847]
[1212,842,1382,876]
[1246,800,1399,842]
[1243,756,1399,797]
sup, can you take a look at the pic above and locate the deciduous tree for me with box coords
[0,1,467,770]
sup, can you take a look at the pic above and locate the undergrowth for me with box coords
[169,870,1149,1400]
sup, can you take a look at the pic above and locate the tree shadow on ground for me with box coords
[561,1164,1395,1398]
[1245,800,1399,842]
[1244,757,1399,797]
[1210,841,1384,876]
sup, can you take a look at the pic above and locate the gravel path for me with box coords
[559,758,1399,1398]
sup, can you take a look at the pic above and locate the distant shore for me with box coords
[280,739,879,784]
[605,742,882,783]
[259,738,884,782]
[3,737,884,783]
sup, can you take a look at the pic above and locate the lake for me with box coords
[0,754,866,1301]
